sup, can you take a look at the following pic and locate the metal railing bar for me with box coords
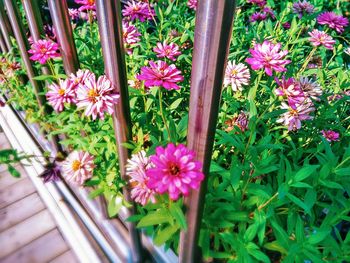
[0,1,13,51]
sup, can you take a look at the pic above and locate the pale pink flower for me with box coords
[61,151,95,185]
[317,12,349,34]
[297,77,322,101]
[46,79,76,112]
[321,130,340,142]
[147,143,204,201]
[122,21,141,45]
[76,75,120,120]
[75,0,96,11]
[308,29,336,50]
[126,150,156,206]
[274,77,305,108]
[28,39,60,64]
[122,1,155,22]
[245,40,290,76]
[292,1,315,18]
[233,111,249,132]
[223,61,250,92]
[187,0,198,10]
[153,41,181,61]
[69,69,95,88]
[137,60,184,90]
[69,8,80,20]
[277,101,315,131]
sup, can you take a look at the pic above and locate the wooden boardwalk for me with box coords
[0,132,79,263]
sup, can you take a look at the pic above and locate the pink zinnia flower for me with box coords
[283,22,291,29]
[137,60,184,90]
[76,75,120,120]
[275,77,305,108]
[61,151,95,185]
[245,40,291,76]
[223,61,250,92]
[69,8,80,21]
[321,130,340,142]
[317,12,349,34]
[187,0,198,10]
[292,1,315,19]
[126,150,156,206]
[277,100,315,131]
[28,39,60,64]
[122,1,155,22]
[46,79,76,112]
[122,21,141,45]
[146,143,204,201]
[297,77,322,101]
[308,29,336,50]
[69,69,95,88]
[75,0,96,11]
[247,0,266,7]
[153,41,181,61]
[250,12,267,22]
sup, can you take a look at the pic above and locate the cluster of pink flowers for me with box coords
[308,29,336,50]
[153,41,181,61]
[28,39,60,64]
[250,7,275,22]
[75,0,96,11]
[69,8,81,21]
[223,61,250,92]
[61,151,95,185]
[126,144,204,203]
[292,1,315,19]
[247,0,266,8]
[122,21,141,54]
[46,69,120,120]
[245,40,290,76]
[317,12,349,34]
[122,1,155,22]
[137,60,184,90]
[321,130,340,142]
[187,0,198,10]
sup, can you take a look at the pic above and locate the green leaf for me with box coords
[293,165,319,182]
[153,224,179,246]
[88,188,104,199]
[32,75,55,81]
[8,165,20,178]
[169,203,187,230]
[286,193,309,213]
[308,228,330,245]
[137,209,172,228]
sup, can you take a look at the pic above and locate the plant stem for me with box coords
[47,59,57,79]
[158,87,171,140]
[298,47,317,76]
[258,193,278,210]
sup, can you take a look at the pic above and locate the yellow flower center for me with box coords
[58,88,65,96]
[71,160,81,171]
[88,89,98,102]
[231,69,238,75]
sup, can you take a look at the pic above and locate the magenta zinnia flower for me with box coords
[76,75,120,120]
[75,0,96,11]
[308,29,336,50]
[122,21,141,45]
[247,0,266,7]
[224,61,250,92]
[277,100,315,131]
[28,39,60,64]
[250,12,267,22]
[245,40,291,76]
[137,60,184,90]
[275,77,305,108]
[61,151,95,185]
[153,41,181,61]
[317,12,349,34]
[321,130,340,142]
[146,143,204,201]
[122,1,155,22]
[292,1,315,19]
[126,151,156,206]
[69,8,80,21]
[46,79,76,112]
[187,0,198,10]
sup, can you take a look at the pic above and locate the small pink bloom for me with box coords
[275,77,305,108]
[224,61,250,92]
[75,0,96,11]
[147,143,204,201]
[250,12,267,22]
[317,12,349,34]
[122,21,141,46]
[46,79,76,112]
[247,0,266,7]
[283,22,291,29]
[292,1,315,19]
[308,29,336,50]
[76,75,120,120]
[187,0,198,10]
[245,40,291,76]
[61,151,95,185]
[122,1,155,22]
[69,69,95,88]
[137,60,184,90]
[297,76,322,101]
[126,150,156,206]
[321,130,340,142]
[69,8,80,20]
[153,41,181,61]
[28,39,60,64]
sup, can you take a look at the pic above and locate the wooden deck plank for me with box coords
[0,193,46,232]
[0,133,11,149]
[0,165,27,190]
[0,209,57,258]
[49,250,79,263]
[1,228,70,263]
[0,177,36,209]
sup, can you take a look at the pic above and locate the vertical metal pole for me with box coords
[47,0,79,75]
[0,29,7,53]
[179,1,236,262]
[0,1,13,51]
[95,1,143,262]
[4,0,45,108]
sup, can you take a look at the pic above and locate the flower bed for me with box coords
[1,0,350,261]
